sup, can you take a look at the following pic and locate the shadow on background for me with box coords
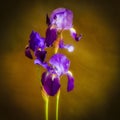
[0,0,120,120]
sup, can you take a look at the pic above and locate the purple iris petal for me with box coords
[34,59,48,69]
[59,40,74,52]
[66,71,74,91]
[41,72,60,96]
[45,27,57,47]
[41,72,46,85]
[64,45,74,52]
[70,28,82,41]
[35,50,47,63]
[25,46,33,59]
[50,8,73,29]
[34,59,41,65]
[29,31,45,51]
[49,53,70,76]
[59,40,64,48]
[71,33,82,41]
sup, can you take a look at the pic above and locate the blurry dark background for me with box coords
[0,0,120,120]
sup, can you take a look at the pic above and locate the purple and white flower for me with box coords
[41,53,74,96]
[45,8,82,48]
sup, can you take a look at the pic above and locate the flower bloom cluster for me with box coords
[25,8,82,96]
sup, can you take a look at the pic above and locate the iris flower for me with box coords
[45,8,82,52]
[25,31,47,67]
[41,53,74,96]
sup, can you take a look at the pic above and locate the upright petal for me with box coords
[41,72,60,96]
[66,71,74,92]
[50,8,73,30]
[29,31,45,51]
[49,53,70,76]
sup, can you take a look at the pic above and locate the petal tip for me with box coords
[46,14,51,26]
[67,71,74,92]
[25,47,33,59]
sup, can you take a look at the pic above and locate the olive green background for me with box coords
[0,0,120,120]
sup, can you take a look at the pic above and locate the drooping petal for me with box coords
[35,50,47,63]
[70,28,82,41]
[34,59,41,65]
[34,59,48,69]
[25,46,33,59]
[59,40,74,52]
[50,8,73,30]
[41,72,47,85]
[29,31,45,51]
[45,27,57,47]
[66,71,74,92]
[64,45,74,52]
[41,72,60,96]
[49,53,70,76]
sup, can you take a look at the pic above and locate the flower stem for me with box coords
[36,66,48,120]
[54,31,63,53]
[56,90,60,120]
[41,89,49,120]
[54,38,60,53]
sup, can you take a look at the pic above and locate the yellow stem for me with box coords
[56,90,60,120]
[42,90,49,120]
[54,38,60,53]
[54,31,63,54]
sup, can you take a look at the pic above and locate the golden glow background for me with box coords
[0,0,119,120]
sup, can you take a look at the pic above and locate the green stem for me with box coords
[56,90,60,120]
[36,62,49,120]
